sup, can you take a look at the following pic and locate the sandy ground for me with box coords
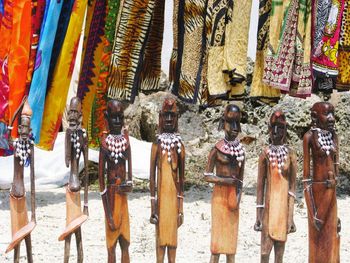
[0,188,349,263]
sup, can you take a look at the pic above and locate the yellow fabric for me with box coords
[39,0,87,150]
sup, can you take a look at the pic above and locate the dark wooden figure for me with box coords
[98,100,133,263]
[149,98,185,263]
[204,104,245,263]
[58,97,89,263]
[303,102,340,263]
[6,101,36,263]
[254,110,297,263]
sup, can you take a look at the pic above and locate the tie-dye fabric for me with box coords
[39,0,87,150]
[28,0,63,143]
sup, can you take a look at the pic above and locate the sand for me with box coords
[0,188,349,262]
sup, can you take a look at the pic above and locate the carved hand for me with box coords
[83,205,89,216]
[177,212,184,227]
[150,214,159,225]
[337,218,341,233]
[108,219,117,231]
[313,217,323,232]
[254,220,262,232]
[287,220,296,233]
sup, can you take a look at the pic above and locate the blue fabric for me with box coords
[28,0,63,143]
[0,0,4,15]
[47,0,75,90]
[0,122,9,150]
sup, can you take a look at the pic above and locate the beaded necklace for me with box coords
[267,144,288,175]
[70,128,87,159]
[13,136,34,166]
[157,133,182,163]
[221,139,245,167]
[105,134,128,164]
[312,128,335,156]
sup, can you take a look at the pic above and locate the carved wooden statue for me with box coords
[254,110,297,263]
[204,104,245,263]
[58,97,89,263]
[98,100,133,263]
[149,98,185,263]
[303,102,340,263]
[6,101,36,263]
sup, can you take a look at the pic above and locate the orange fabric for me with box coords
[8,0,32,138]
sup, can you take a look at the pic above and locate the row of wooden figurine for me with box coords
[5,97,340,263]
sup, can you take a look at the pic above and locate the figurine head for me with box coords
[18,101,32,140]
[105,100,124,135]
[269,110,287,145]
[219,104,241,141]
[311,102,335,132]
[159,98,178,133]
[68,97,82,130]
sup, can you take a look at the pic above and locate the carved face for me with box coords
[19,116,31,140]
[68,97,82,130]
[312,102,335,132]
[269,111,287,145]
[159,98,178,133]
[106,100,124,134]
[223,105,241,141]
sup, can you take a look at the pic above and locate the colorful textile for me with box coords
[26,0,46,92]
[169,0,179,86]
[0,0,4,15]
[250,0,281,105]
[39,0,87,150]
[28,0,63,143]
[312,0,345,77]
[8,0,32,138]
[172,0,211,105]
[46,0,75,89]
[0,0,13,123]
[77,0,106,130]
[336,0,350,90]
[89,0,120,148]
[106,0,156,102]
[263,0,312,97]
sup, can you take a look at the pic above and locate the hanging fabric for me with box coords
[171,0,211,106]
[263,0,312,97]
[77,0,107,130]
[336,0,350,90]
[139,0,165,94]
[106,0,156,102]
[28,0,64,143]
[26,0,46,92]
[250,0,281,105]
[46,0,75,89]
[89,0,120,148]
[7,0,32,138]
[312,0,345,93]
[38,0,87,150]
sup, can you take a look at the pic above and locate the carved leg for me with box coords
[167,247,176,263]
[64,234,72,263]
[261,231,273,263]
[156,245,166,263]
[25,234,33,263]
[273,241,285,263]
[119,236,130,263]
[14,244,20,263]
[75,228,83,263]
[209,254,220,263]
[226,254,235,263]
[107,242,117,263]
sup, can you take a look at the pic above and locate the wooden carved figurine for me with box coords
[303,102,341,263]
[58,97,89,263]
[149,98,185,263]
[254,110,297,263]
[98,100,133,263]
[6,101,36,263]
[204,104,245,263]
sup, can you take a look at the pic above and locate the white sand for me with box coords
[0,188,349,262]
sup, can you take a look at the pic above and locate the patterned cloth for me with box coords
[336,0,350,90]
[106,0,157,102]
[263,0,312,97]
[39,0,87,150]
[89,0,120,148]
[28,0,63,143]
[249,1,281,105]
[77,0,106,130]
